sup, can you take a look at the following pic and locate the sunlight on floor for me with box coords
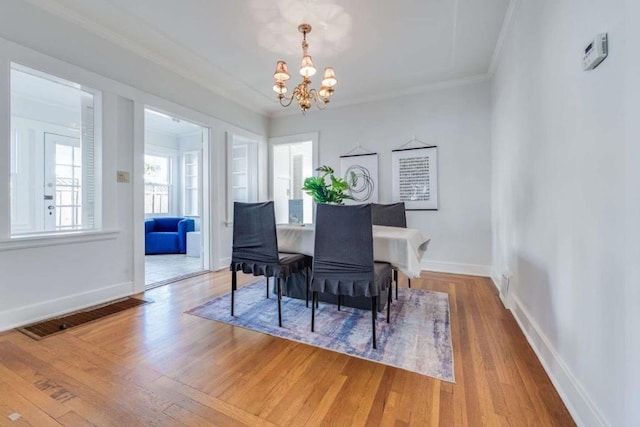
[145,254,203,287]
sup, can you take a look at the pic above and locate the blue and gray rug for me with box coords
[186,279,454,382]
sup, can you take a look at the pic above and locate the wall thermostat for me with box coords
[583,33,608,70]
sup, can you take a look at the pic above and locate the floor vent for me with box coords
[17,297,150,340]
[499,272,512,307]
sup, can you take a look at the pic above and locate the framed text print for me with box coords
[391,146,438,210]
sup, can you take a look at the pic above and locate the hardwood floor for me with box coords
[0,271,574,426]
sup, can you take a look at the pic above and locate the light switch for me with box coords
[117,170,130,183]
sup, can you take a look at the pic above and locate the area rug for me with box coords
[186,279,454,382]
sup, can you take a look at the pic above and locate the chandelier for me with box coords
[272,23,337,114]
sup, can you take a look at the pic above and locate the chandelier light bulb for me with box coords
[273,61,290,81]
[299,55,316,77]
[321,67,337,87]
[319,86,333,100]
[273,82,288,95]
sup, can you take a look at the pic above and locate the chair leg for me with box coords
[371,296,377,349]
[266,276,269,299]
[311,291,316,332]
[277,277,282,327]
[394,269,399,300]
[408,278,411,288]
[231,270,237,316]
[387,286,391,323]
[305,267,309,308]
[337,295,341,311]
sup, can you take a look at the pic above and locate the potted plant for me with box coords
[302,165,356,204]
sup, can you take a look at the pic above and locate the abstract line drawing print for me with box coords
[345,164,374,202]
[340,153,379,204]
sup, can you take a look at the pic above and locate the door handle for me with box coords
[47,205,55,210]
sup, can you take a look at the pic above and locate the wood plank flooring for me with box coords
[0,271,575,426]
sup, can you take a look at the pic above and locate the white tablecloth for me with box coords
[276,224,430,278]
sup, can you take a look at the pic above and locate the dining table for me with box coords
[276,224,431,278]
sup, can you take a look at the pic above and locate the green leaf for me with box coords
[316,165,334,174]
[348,171,358,187]
[301,164,356,204]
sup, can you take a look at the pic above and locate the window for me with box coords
[227,132,261,222]
[10,64,101,235]
[144,154,171,214]
[231,140,258,203]
[183,151,199,217]
[270,134,316,224]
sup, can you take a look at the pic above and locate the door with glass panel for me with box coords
[271,139,314,224]
[43,133,84,231]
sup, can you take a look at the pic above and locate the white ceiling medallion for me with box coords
[249,0,352,56]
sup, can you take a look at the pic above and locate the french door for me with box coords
[43,133,83,231]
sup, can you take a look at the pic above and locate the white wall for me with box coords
[491,0,638,425]
[270,81,493,275]
[0,1,268,331]
[624,0,640,423]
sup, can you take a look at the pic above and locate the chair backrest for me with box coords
[232,202,279,265]
[313,203,374,283]
[152,217,184,232]
[371,203,407,228]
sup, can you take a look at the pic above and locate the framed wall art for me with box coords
[340,148,378,204]
[391,145,438,210]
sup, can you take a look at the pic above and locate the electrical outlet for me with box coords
[116,170,130,183]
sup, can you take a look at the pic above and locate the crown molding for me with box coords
[268,73,491,118]
[21,0,271,116]
[488,0,521,76]
[23,0,500,119]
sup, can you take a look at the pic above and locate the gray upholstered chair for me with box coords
[230,201,311,327]
[310,203,392,349]
[371,202,411,299]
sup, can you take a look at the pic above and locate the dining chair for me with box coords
[310,203,392,349]
[230,201,311,327]
[371,202,411,299]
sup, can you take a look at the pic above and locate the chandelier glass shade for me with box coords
[272,23,337,114]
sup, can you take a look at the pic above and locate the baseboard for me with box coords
[0,281,136,332]
[217,257,231,271]
[491,274,511,308]
[491,275,501,293]
[421,260,491,277]
[510,294,608,427]
[491,273,508,296]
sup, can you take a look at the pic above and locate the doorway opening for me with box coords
[144,108,209,289]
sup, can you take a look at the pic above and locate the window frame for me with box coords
[225,131,266,226]
[8,62,104,238]
[182,150,201,218]
[143,153,172,215]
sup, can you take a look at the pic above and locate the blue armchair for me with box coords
[145,217,195,255]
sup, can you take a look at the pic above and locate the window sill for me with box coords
[0,229,120,252]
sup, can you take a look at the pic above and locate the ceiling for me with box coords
[31,0,511,116]
[145,109,205,136]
